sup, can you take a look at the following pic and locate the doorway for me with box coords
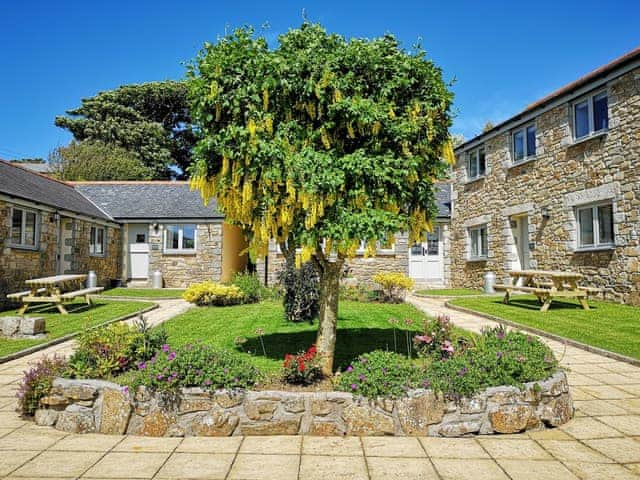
[409,226,444,282]
[128,224,150,279]
[511,215,530,270]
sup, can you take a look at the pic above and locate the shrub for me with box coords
[283,345,323,385]
[280,261,319,322]
[339,284,377,302]
[232,272,265,303]
[183,281,244,306]
[335,350,422,398]
[17,355,67,416]
[372,272,415,303]
[125,342,261,392]
[413,314,458,360]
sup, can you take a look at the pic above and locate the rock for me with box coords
[283,398,305,414]
[137,409,175,436]
[538,372,569,397]
[1,317,20,336]
[489,404,534,433]
[459,395,487,414]
[308,421,345,436]
[241,417,301,435]
[326,392,353,403]
[167,425,186,437]
[189,411,239,436]
[375,398,395,413]
[56,405,96,433]
[486,386,522,405]
[179,396,214,414]
[100,388,132,435]
[135,386,152,402]
[214,390,244,408]
[19,317,45,335]
[40,395,69,408]
[397,391,445,435]
[35,409,59,426]
[343,404,394,436]
[311,399,332,416]
[244,400,278,420]
[438,421,482,437]
[539,393,573,427]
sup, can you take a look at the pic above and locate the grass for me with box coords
[0,300,153,358]
[101,288,186,299]
[449,295,640,360]
[161,300,437,373]
[415,288,483,297]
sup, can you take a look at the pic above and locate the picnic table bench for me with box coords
[10,274,103,315]
[494,270,600,312]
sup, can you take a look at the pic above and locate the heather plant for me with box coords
[283,345,323,385]
[17,355,67,416]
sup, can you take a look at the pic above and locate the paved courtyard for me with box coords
[0,296,638,478]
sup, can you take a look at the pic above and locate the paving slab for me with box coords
[497,459,579,480]
[229,454,299,480]
[366,456,438,480]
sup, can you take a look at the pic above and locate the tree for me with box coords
[49,140,154,181]
[55,81,196,178]
[482,121,495,133]
[188,24,454,375]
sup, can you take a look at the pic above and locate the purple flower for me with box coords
[161,344,170,353]
[167,351,177,361]
[205,379,212,386]
[346,365,354,373]
[137,362,146,370]
[171,372,178,378]
[496,351,503,359]
[358,374,366,381]
[350,383,358,390]
[422,380,430,388]
[496,330,505,340]
[441,341,455,354]
[121,386,129,395]
[156,374,164,380]
[196,369,203,376]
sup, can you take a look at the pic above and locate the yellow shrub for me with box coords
[372,272,415,303]
[183,281,245,306]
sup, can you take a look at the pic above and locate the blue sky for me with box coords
[0,0,638,160]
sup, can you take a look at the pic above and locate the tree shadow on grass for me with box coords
[490,297,598,312]
[241,327,418,371]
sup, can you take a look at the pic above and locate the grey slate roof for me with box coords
[74,182,222,220]
[0,161,112,220]
[435,182,452,218]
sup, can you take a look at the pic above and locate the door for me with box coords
[128,225,149,279]
[409,226,443,282]
[511,215,530,270]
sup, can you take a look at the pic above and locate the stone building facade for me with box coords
[451,51,640,304]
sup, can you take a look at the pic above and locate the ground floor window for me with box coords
[90,226,105,256]
[469,224,488,259]
[10,206,38,249]
[576,203,614,248]
[164,224,196,253]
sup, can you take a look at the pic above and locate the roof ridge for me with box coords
[70,181,189,185]
[0,159,73,188]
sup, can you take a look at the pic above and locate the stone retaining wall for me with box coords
[34,371,572,437]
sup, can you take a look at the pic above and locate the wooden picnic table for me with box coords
[495,269,594,312]
[10,274,103,315]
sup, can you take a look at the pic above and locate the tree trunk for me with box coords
[316,259,343,376]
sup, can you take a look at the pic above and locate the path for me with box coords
[0,297,637,479]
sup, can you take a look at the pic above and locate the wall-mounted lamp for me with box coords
[152,223,159,231]
[49,212,60,223]
[541,207,551,220]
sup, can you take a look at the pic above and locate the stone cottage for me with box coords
[450,47,640,304]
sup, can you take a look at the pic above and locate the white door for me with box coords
[511,216,530,270]
[409,226,443,282]
[128,225,149,279]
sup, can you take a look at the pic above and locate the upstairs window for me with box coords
[466,147,486,180]
[574,91,608,139]
[577,203,614,249]
[468,224,488,259]
[164,224,196,253]
[89,226,105,256]
[513,125,536,162]
[10,207,38,249]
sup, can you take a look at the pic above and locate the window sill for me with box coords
[572,129,608,146]
[9,244,39,252]
[463,176,486,185]
[355,250,396,257]
[508,156,537,169]
[467,256,488,263]
[574,245,616,253]
[163,250,197,256]
[89,254,105,258]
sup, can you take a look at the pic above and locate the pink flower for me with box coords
[161,344,170,353]
[414,335,433,344]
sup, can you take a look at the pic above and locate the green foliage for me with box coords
[17,355,67,416]
[55,81,195,178]
[125,343,260,392]
[413,314,460,361]
[283,345,322,385]
[339,284,377,302]
[182,281,244,306]
[231,272,265,303]
[280,261,319,323]
[49,140,154,181]
[335,350,421,398]
[372,272,415,303]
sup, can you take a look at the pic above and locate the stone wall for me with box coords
[451,68,640,303]
[147,223,223,288]
[36,371,572,437]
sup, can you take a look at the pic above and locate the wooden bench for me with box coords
[578,286,601,297]
[60,287,104,305]
[6,288,46,300]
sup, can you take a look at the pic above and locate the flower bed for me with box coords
[32,371,572,437]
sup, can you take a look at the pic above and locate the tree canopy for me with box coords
[188,23,454,373]
[55,81,195,178]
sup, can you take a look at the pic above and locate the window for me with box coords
[512,125,536,162]
[574,91,608,139]
[356,238,395,254]
[9,207,38,249]
[576,203,614,249]
[466,147,486,180]
[468,225,488,259]
[89,226,105,256]
[164,224,196,252]
[426,227,440,255]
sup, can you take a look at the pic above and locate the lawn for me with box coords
[161,300,434,373]
[101,288,186,299]
[449,295,640,359]
[0,300,153,358]
[415,288,483,296]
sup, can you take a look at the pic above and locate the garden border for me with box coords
[445,301,640,367]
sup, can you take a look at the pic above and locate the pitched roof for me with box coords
[435,182,452,219]
[0,161,112,220]
[73,182,222,220]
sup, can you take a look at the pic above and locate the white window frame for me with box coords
[163,224,197,254]
[576,202,615,250]
[356,238,396,255]
[512,124,536,163]
[466,146,486,181]
[89,225,106,256]
[9,206,39,250]
[468,224,488,260]
[573,90,608,140]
